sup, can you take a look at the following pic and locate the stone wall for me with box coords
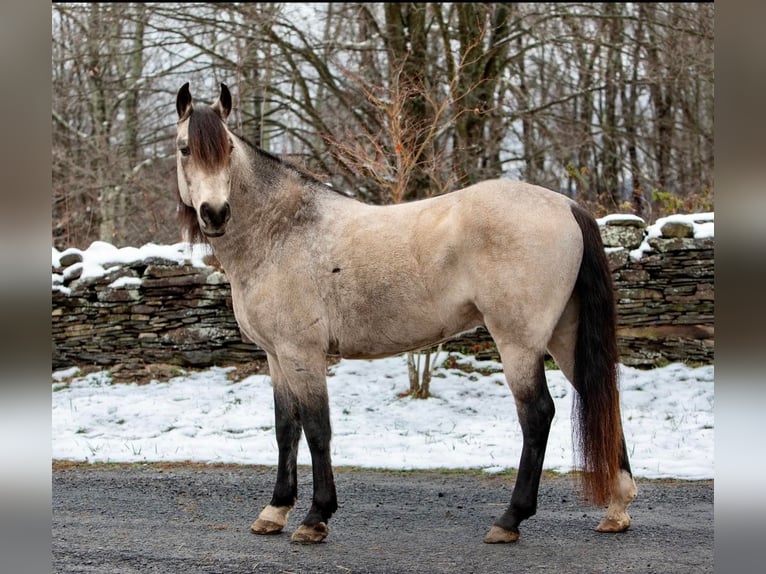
[604,216,714,367]
[52,214,713,374]
[52,257,262,375]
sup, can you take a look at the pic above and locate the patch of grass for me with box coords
[48,460,713,486]
[90,371,114,386]
[224,360,268,382]
[544,357,559,371]
[653,357,672,369]
[441,355,503,377]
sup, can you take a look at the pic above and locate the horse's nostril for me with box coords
[200,202,212,222]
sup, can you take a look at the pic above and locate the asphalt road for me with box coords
[52,463,713,573]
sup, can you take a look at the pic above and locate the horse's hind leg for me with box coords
[595,436,636,533]
[251,354,301,535]
[485,345,554,543]
[547,302,637,533]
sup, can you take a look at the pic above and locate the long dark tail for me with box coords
[570,204,623,506]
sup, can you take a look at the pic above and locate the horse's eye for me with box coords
[180,146,190,157]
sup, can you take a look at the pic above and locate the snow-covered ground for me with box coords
[52,354,713,480]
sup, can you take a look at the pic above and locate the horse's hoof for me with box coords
[291,522,329,544]
[595,513,631,533]
[251,505,291,535]
[251,518,284,535]
[483,525,520,544]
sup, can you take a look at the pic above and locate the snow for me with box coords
[52,241,212,279]
[51,242,213,296]
[627,212,714,260]
[52,354,714,480]
[596,213,646,225]
[108,276,143,289]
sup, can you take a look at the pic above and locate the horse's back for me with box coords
[443,178,582,264]
[453,178,576,226]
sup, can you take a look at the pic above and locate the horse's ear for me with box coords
[176,82,192,119]
[213,83,232,120]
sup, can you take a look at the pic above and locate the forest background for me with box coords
[51,2,714,250]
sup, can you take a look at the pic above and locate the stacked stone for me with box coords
[601,216,714,368]
[52,252,265,376]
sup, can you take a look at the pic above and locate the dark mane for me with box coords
[235,134,332,189]
[234,132,350,197]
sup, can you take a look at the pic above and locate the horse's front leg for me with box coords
[277,349,337,544]
[251,353,302,535]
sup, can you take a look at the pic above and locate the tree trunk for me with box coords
[642,3,675,195]
[407,348,435,399]
[600,3,621,207]
[625,12,644,216]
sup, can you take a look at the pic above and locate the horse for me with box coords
[173,82,637,544]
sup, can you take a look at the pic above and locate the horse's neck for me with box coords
[210,151,321,273]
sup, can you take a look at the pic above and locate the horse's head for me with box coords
[175,82,234,238]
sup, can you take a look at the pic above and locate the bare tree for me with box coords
[52,2,715,251]
[53,3,182,248]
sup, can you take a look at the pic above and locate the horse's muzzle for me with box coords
[199,201,231,237]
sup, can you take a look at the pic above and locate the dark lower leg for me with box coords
[251,358,304,535]
[494,362,554,533]
[270,388,302,508]
[619,433,633,476]
[299,401,337,526]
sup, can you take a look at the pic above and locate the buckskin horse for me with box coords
[173,82,637,544]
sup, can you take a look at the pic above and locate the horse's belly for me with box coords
[333,301,483,360]
[336,329,473,360]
